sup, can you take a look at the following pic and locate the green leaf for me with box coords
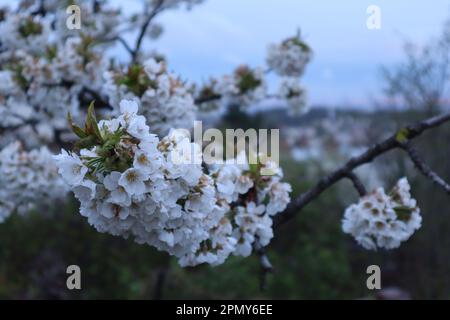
[394,206,413,221]
[291,37,311,53]
[236,68,262,94]
[74,135,98,151]
[67,112,87,138]
[249,162,258,173]
[85,101,103,143]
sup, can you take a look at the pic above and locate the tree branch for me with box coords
[131,0,165,63]
[345,172,367,197]
[0,119,39,133]
[79,86,112,110]
[153,267,169,300]
[275,111,450,228]
[42,81,112,110]
[253,242,273,291]
[401,142,450,194]
[194,93,222,105]
[98,36,134,55]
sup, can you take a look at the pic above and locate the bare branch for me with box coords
[194,93,222,105]
[79,86,112,110]
[153,267,169,300]
[0,119,39,133]
[98,36,134,55]
[401,142,450,194]
[116,37,134,55]
[275,111,450,228]
[42,81,112,110]
[131,0,165,63]
[346,172,367,197]
[254,242,273,291]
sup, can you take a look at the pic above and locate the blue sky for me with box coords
[3,0,450,108]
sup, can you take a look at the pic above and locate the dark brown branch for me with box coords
[30,0,46,16]
[116,37,134,55]
[401,142,450,194]
[194,93,279,105]
[153,267,169,300]
[42,81,112,110]
[79,87,112,110]
[254,242,273,291]
[275,111,450,228]
[194,93,222,105]
[131,0,165,63]
[98,36,133,55]
[346,172,367,197]
[0,119,39,133]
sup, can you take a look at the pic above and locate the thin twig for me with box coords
[254,242,273,291]
[131,0,165,63]
[98,36,134,55]
[79,87,112,110]
[275,111,450,228]
[194,93,222,105]
[116,37,134,55]
[401,142,450,194]
[0,119,39,133]
[42,81,112,110]
[153,267,169,300]
[346,172,367,197]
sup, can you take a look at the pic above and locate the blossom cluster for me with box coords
[0,3,112,148]
[278,77,308,115]
[54,99,291,266]
[182,156,292,265]
[266,33,312,77]
[342,177,422,250]
[195,33,311,115]
[0,141,68,222]
[103,58,197,136]
[0,0,205,222]
[213,65,267,107]
[0,1,117,218]
[0,0,206,147]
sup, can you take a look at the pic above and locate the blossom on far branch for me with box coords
[194,33,312,116]
[266,31,312,77]
[278,77,309,116]
[214,65,267,107]
[342,177,422,250]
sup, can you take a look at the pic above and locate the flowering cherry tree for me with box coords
[1,0,449,281]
